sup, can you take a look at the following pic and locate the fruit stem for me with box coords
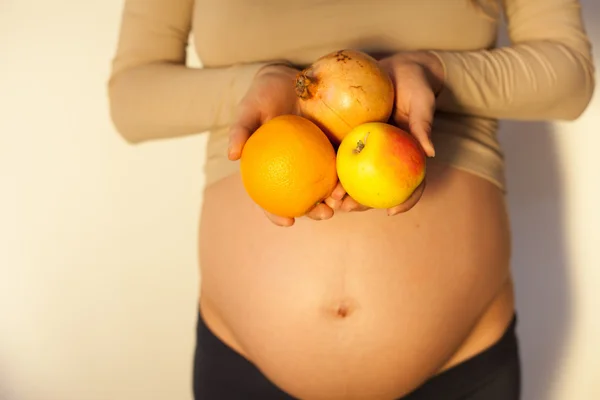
[353,132,370,154]
[295,72,314,100]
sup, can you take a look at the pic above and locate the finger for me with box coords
[228,103,260,161]
[264,211,295,227]
[330,182,347,201]
[305,202,334,221]
[341,196,371,212]
[324,195,343,211]
[387,179,427,216]
[323,182,346,210]
[408,84,436,158]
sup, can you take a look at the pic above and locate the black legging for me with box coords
[193,314,521,400]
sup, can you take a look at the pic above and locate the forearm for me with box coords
[108,61,271,144]
[428,42,595,121]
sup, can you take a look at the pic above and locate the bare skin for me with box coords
[197,52,515,399]
[198,161,514,400]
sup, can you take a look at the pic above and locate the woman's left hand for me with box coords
[380,51,444,158]
[324,51,444,215]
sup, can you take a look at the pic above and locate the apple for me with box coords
[336,122,426,209]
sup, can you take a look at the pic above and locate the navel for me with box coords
[336,304,350,318]
[327,298,358,320]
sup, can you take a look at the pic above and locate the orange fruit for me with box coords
[240,115,338,218]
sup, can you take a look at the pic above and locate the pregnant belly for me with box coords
[198,161,512,400]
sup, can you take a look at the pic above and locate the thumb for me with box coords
[228,103,261,161]
[408,85,436,158]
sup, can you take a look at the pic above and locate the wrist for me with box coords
[256,61,298,78]
[420,52,445,97]
[396,51,445,96]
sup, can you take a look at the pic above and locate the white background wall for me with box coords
[0,1,598,399]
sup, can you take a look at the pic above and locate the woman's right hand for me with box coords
[227,63,335,227]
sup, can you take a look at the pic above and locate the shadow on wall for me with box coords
[498,0,597,398]
[500,120,570,400]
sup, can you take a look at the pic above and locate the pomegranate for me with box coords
[295,49,395,145]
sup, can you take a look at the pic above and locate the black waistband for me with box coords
[195,312,520,400]
[403,315,520,399]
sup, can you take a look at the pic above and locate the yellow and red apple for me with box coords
[336,122,427,209]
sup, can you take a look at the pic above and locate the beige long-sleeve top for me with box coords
[107,0,595,190]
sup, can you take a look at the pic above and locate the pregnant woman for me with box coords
[108,0,595,398]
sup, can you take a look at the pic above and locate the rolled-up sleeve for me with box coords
[107,0,272,143]
[430,0,595,121]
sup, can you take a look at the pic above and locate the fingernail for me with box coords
[427,138,435,153]
[227,144,237,159]
[428,144,436,158]
[332,191,343,201]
